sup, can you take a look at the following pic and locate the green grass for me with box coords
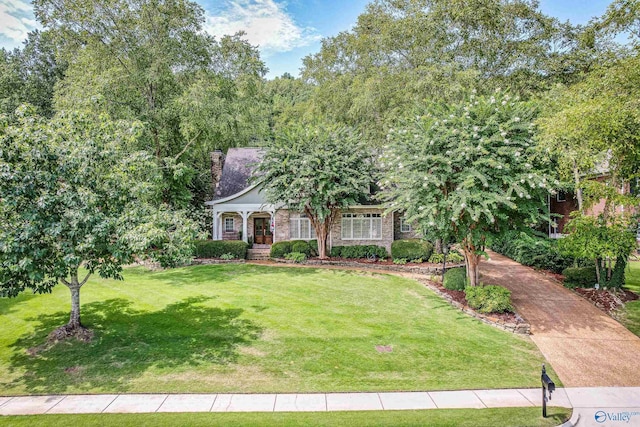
[0,408,571,427]
[0,264,556,395]
[623,261,640,336]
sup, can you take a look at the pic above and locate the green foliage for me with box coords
[559,213,636,288]
[490,231,575,274]
[270,241,293,258]
[391,239,434,261]
[382,89,552,286]
[192,240,248,260]
[0,109,199,330]
[255,122,374,258]
[429,252,465,264]
[284,252,307,263]
[443,268,468,291]
[465,285,514,314]
[329,245,388,259]
[220,253,235,261]
[34,0,270,209]
[562,267,597,289]
[308,240,319,257]
[393,258,408,265]
[291,241,313,257]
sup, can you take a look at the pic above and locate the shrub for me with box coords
[285,252,307,263]
[428,251,465,264]
[465,285,513,313]
[194,240,248,259]
[330,245,387,259]
[443,267,467,291]
[270,241,293,258]
[308,239,318,257]
[562,266,597,288]
[220,253,235,260]
[393,258,407,265]
[291,240,312,257]
[391,239,434,261]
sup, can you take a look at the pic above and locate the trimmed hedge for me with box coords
[270,241,293,258]
[465,285,513,314]
[291,240,312,257]
[194,240,248,259]
[562,266,597,288]
[329,245,388,259]
[391,239,434,261]
[443,267,467,291]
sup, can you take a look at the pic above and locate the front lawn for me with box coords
[0,408,572,427]
[0,264,554,395]
[623,261,640,336]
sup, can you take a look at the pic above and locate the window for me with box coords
[400,216,412,233]
[290,214,316,240]
[341,213,382,240]
[556,191,566,202]
[224,217,234,232]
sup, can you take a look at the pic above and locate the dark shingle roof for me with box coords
[215,148,263,199]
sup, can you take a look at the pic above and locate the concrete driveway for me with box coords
[480,251,640,387]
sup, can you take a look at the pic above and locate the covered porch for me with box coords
[209,204,277,245]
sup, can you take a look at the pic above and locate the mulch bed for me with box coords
[574,287,639,316]
[430,281,524,325]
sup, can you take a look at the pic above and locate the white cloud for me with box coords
[205,0,321,56]
[0,0,39,47]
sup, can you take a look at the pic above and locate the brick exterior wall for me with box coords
[274,209,290,243]
[221,213,242,240]
[549,193,579,234]
[393,211,421,240]
[330,208,394,254]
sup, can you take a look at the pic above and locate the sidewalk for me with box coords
[1,387,639,416]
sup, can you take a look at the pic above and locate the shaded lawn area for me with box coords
[0,408,571,427]
[0,264,555,395]
[623,261,640,336]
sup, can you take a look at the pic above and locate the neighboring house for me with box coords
[205,148,419,253]
[549,175,639,240]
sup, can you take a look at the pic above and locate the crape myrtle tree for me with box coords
[381,89,553,286]
[0,107,200,340]
[255,122,374,259]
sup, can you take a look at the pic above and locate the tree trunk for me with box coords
[573,163,583,212]
[462,240,481,287]
[317,224,329,259]
[68,284,81,328]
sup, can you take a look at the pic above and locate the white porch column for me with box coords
[212,209,217,240]
[241,211,249,243]
[214,211,223,240]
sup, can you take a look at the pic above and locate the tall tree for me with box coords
[34,0,270,208]
[0,108,199,340]
[255,122,375,259]
[381,90,552,286]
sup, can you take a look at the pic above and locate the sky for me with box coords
[0,0,618,79]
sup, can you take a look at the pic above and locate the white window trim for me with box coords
[290,215,316,240]
[224,217,234,232]
[556,191,566,202]
[400,217,412,233]
[341,213,383,240]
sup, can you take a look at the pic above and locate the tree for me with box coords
[381,90,552,286]
[255,122,374,259]
[0,30,66,118]
[537,54,640,212]
[0,107,199,340]
[559,213,637,288]
[35,0,270,208]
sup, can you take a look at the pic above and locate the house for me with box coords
[205,148,418,253]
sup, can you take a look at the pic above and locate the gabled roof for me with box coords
[214,148,263,199]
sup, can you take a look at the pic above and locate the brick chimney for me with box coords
[210,150,225,196]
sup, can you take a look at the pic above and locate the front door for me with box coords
[254,218,273,245]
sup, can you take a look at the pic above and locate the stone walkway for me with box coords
[480,251,640,387]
